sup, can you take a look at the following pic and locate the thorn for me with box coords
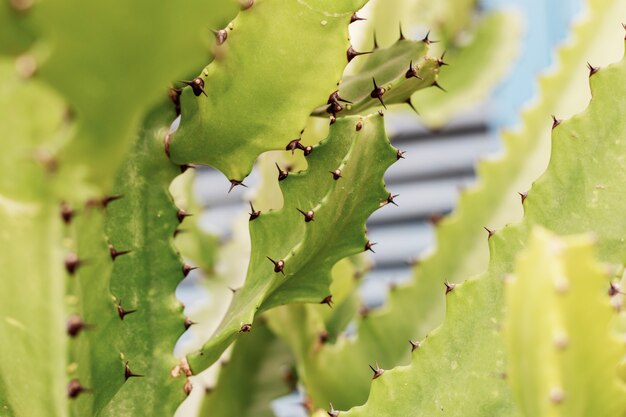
[109,245,131,261]
[350,13,366,23]
[275,162,288,181]
[328,90,352,104]
[163,133,172,158]
[370,78,387,109]
[369,363,384,379]
[117,301,137,321]
[228,179,247,193]
[359,305,371,318]
[182,263,198,277]
[609,281,622,297]
[248,201,260,221]
[67,379,90,398]
[422,30,438,44]
[320,295,333,308]
[518,192,528,204]
[67,315,91,337]
[303,145,313,156]
[330,115,337,125]
[330,169,342,180]
[429,213,444,226]
[405,60,423,80]
[328,403,340,417]
[380,193,399,207]
[211,28,228,45]
[444,280,456,294]
[364,240,377,253]
[239,323,252,332]
[551,115,561,129]
[184,317,196,330]
[285,138,305,154]
[405,98,419,115]
[586,62,599,76]
[173,228,187,238]
[373,31,380,49]
[327,101,343,115]
[409,340,420,351]
[399,22,405,40]
[177,208,192,223]
[356,120,363,131]
[378,110,384,117]
[396,149,406,160]
[64,253,83,275]
[484,226,495,238]
[181,77,207,97]
[347,45,372,63]
[124,361,144,381]
[267,257,285,274]
[228,286,240,294]
[297,208,315,222]
[432,81,447,92]
[168,87,182,116]
[60,202,75,224]
[437,50,448,66]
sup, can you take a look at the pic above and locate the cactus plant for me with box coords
[3,0,626,416]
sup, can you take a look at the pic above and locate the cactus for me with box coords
[255,0,626,410]
[339,27,626,417]
[185,114,399,373]
[505,228,626,417]
[168,0,369,181]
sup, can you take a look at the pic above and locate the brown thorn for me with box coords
[248,201,261,221]
[184,317,196,330]
[164,133,171,158]
[320,295,333,308]
[422,30,439,44]
[117,301,137,321]
[285,138,305,154]
[444,280,456,294]
[347,46,372,63]
[350,13,366,23]
[432,81,447,92]
[228,179,247,193]
[297,208,315,222]
[330,169,342,180]
[182,263,198,277]
[67,315,92,337]
[181,77,207,97]
[356,120,363,131]
[484,226,495,238]
[399,22,406,40]
[409,340,421,351]
[124,361,144,381]
[177,208,192,223]
[211,28,228,45]
[328,403,340,417]
[518,192,528,204]
[275,162,288,181]
[60,202,75,224]
[405,60,423,80]
[267,257,285,274]
[586,62,599,76]
[370,78,387,109]
[65,253,83,275]
[109,245,131,261]
[364,240,377,253]
[67,379,91,398]
[396,149,406,160]
[437,50,448,66]
[369,363,384,379]
[405,98,419,115]
[239,323,252,332]
[551,115,561,129]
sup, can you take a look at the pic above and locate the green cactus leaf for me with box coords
[0,60,68,417]
[505,228,626,417]
[313,36,442,116]
[258,0,626,410]
[341,27,626,417]
[0,2,36,55]
[27,0,238,194]
[197,321,293,417]
[186,114,398,374]
[412,11,521,127]
[169,0,367,182]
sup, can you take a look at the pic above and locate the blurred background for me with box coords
[176,0,584,415]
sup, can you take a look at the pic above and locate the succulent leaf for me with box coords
[186,114,398,373]
[169,0,367,181]
[342,29,626,417]
[505,228,626,417]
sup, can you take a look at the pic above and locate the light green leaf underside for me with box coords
[506,228,626,417]
[187,114,398,374]
[170,0,365,181]
[343,32,626,417]
[255,0,626,411]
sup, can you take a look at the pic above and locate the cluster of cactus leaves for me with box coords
[1,0,626,416]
